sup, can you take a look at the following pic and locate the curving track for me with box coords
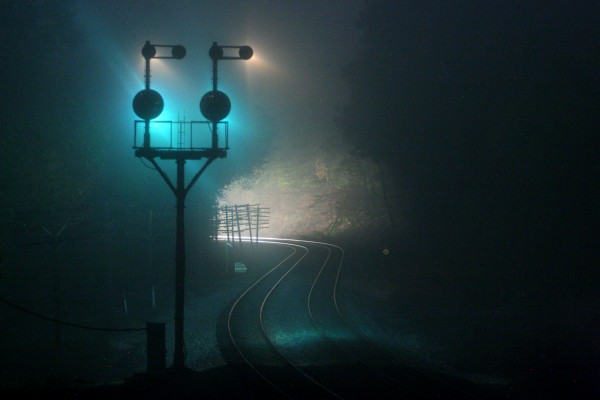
[223,237,494,399]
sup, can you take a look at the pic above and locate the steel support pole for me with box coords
[143,56,151,148]
[173,157,186,370]
[211,54,219,149]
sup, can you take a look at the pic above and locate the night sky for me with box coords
[0,0,599,397]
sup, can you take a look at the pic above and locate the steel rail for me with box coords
[221,236,487,399]
[226,240,342,398]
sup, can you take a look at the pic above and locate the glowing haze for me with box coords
[75,0,367,238]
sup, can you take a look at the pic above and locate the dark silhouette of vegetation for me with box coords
[339,0,599,270]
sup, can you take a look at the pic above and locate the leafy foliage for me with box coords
[339,1,600,251]
[218,130,391,238]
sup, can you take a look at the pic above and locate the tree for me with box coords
[339,1,600,263]
[0,0,96,212]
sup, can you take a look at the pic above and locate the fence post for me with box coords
[246,204,253,245]
[256,205,260,243]
[234,205,243,245]
[225,205,231,243]
[146,322,166,372]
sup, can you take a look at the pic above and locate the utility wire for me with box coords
[139,157,157,170]
[0,296,146,332]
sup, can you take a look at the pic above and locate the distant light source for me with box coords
[238,46,253,60]
[209,43,254,61]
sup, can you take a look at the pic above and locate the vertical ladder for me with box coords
[177,111,186,148]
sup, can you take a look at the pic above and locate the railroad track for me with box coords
[224,237,494,399]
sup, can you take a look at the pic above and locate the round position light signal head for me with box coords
[132,89,164,120]
[200,90,231,122]
[171,45,186,59]
[141,42,156,60]
[239,46,253,60]
[209,44,223,61]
